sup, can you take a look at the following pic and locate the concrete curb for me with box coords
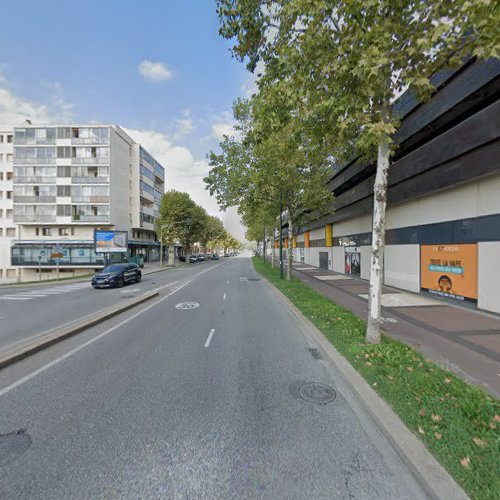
[0,289,159,370]
[258,274,469,500]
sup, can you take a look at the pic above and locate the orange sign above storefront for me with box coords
[420,244,478,302]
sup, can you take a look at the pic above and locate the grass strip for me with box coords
[253,257,499,500]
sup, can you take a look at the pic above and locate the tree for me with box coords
[157,190,207,261]
[216,0,499,342]
[206,98,334,280]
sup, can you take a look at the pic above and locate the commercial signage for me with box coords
[420,244,478,302]
[94,230,128,254]
[345,247,361,276]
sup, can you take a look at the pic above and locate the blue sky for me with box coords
[0,0,252,237]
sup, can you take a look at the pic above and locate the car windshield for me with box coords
[101,265,125,272]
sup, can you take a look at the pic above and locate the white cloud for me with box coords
[138,60,174,82]
[0,74,74,127]
[172,108,195,140]
[211,110,237,140]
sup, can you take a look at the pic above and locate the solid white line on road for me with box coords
[204,328,215,347]
[0,296,31,301]
[13,294,47,298]
[223,293,226,300]
[0,261,227,399]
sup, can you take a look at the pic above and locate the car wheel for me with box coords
[136,274,142,283]
[116,277,125,288]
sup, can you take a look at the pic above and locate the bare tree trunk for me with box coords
[366,139,390,344]
[287,218,293,280]
[271,229,276,268]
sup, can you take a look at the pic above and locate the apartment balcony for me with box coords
[71,196,110,203]
[71,157,109,165]
[72,214,109,223]
[140,205,155,216]
[71,138,110,145]
[14,215,57,223]
[15,176,57,184]
[140,190,154,203]
[71,176,109,184]
[14,196,57,203]
[13,158,56,165]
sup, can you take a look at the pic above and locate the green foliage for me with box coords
[157,190,241,253]
[253,257,500,500]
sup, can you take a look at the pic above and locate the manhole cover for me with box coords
[175,302,200,310]
[298,382,336,405]
[0,429,32,466]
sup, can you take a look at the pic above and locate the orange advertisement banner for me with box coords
[420,244,478,302]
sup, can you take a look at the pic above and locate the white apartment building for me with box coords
[1,124,165,283]
[0,129,17,282]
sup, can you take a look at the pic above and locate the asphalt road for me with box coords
[0,257,427,499]
[0,262,219,354]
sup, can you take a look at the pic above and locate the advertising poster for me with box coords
[420,244,477,302]
[94,230,128,253]
[345,247,361,276]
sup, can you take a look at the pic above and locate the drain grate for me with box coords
[308,348,321,360]
[298,382,337,405]
[0,429,32,466]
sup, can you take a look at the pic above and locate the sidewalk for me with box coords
[290,262,500,398]
[0,262,177,289]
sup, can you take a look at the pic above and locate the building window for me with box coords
[57,205,72,216]
[6,209,13,218]
[59,228,70,236]
[0,172,3,180]
[6,228,16,237]
[42,228,52,236]
[57,165,72,177]
[57,185,71,197]
[0,135,3,143]
[6,154,12,162]
[7,135,13,143]
[0,228,3,236]
[6,191,12,199]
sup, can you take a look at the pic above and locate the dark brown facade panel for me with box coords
[329,59,500,193]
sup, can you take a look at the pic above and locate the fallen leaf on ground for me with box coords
[365,361,372,367]
[435,432,442,440]
[489,422,496,430]
[419,408,426,417]
[407,366,414,372]
[431,414,442,422]
[415,396,421,403]
[444,377,451,384]
[494,415,500,422]
[388,375,394,381]
[418,426,425,434]
[472,437,487,447]
[460,457,470,468]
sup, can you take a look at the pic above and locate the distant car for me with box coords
[178,255,186,262]
[189,255,198,263]
[224,253,230,257]
[92,263,141,289]
[211,254,219,260]
[196,254,205,261]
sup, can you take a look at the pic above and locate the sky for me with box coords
[0,0,254,240]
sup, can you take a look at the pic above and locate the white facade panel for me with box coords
[332,246,345,273]
[384,244,420,293]
[310,227,325,240]
[478,242,500,314]
[360,246,371,281]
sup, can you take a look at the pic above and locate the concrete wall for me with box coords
[384,244,420,293]
[110,126,133,233]
[478,242,500,314]
[310,227,324,240]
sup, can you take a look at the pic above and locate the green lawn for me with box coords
[253,257,500,500]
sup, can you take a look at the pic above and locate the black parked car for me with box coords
[189,255,198,263]
[211,254,219,260]
[92,263,141,289]
[196,254,205,261]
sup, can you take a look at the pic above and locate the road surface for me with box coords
[0,257,427,498]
